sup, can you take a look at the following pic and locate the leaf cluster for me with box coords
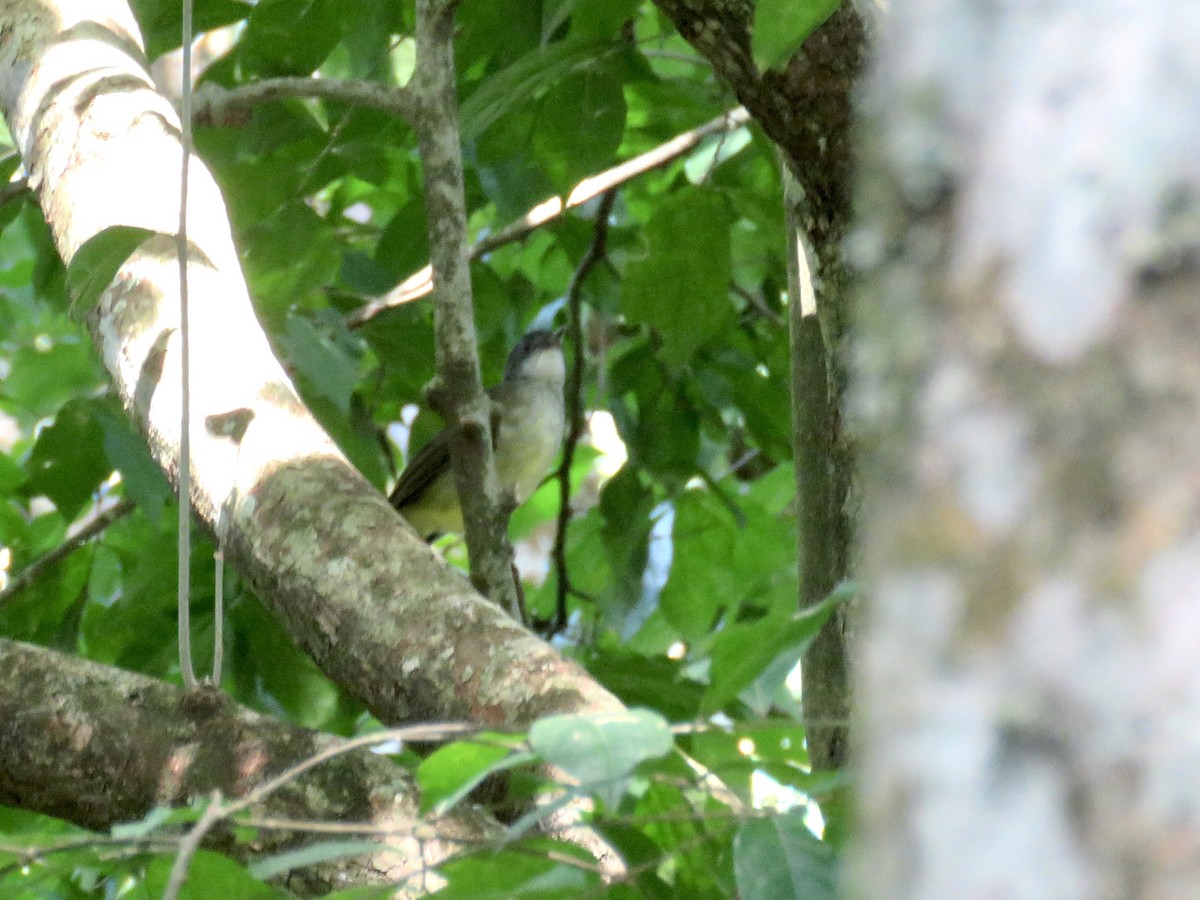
[0,0,845,896]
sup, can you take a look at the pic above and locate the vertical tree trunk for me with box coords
[854,1,1200,895]
[652,0,867,774]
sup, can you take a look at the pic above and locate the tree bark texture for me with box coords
[0,0,620,732]
[652,0,866,770]
[854,2,1200,896]
[0,639,498,896]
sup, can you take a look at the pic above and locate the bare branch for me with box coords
[192,77,419,127]
[412,0,521,615]
[0,639,499,893]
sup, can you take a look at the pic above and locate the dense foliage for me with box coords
[0,0,846,895]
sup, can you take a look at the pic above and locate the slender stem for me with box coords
[414,0,521,615]
[162,791,223,900]
[176,0,197,692]
[548,191,616,636]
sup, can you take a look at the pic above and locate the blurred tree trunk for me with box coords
[854,0,1200,894]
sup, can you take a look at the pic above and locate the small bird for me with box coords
[389,329,566,539]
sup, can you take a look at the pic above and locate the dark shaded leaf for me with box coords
[734,811,837,900]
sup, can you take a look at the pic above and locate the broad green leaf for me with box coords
[658,485,796,642]
[580,650,706,721]
[622,188,735,369]
[532,68,627,192]
[704,586,849,713]
[530,708,673,808]
[238,0,341,77]
[435,848,597,899]
[555,0,642,38]
[417,739,523,814]
[92,400,171,523]
[110,804,199,838]
[241,202,341,321]
[457,0,542,73]
[23,399,111,520]
[1,335,103,422]
[143,850,279,899]
[280,312,360,415]
[226,596,346,730]
[0,450,23,493]
[733,811,837,900]
[65,225,158,317]
[751,0,841,72]
[460,37,610,141]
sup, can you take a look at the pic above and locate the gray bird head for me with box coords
[503,328,565,383]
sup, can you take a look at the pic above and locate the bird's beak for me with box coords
[552,327,566,344]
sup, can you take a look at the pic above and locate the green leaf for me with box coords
[110,804,198,838]
[659,485,796,643]
[23,399,112,520]
[241,202,341,321]
[532,68,627,192]
[530,708,673,808]
[417,740,527,815]
[1,335,104,422]
[460,37,611,141]
[65,225,158,317]
[580,650,706,721]
[557,0,642,38]
[238,0,341,77]
[622,188,735,369]
[435,848,597,899]
[733,811,837,900]
[92,400,171,522]
[751,0,841,72]
[0,450,24,493]
[703,586,849,713]
[143,850,279,899]
[248,840,384,880]
[279,313,360,415]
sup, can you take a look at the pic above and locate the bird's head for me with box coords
[503,328,565,385]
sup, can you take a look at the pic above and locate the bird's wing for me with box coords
[388,426,451,510]
[388,396,504,510]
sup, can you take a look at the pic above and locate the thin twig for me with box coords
[545,192,616,637]
[163,724,473,895]
[221,722,473,820]
[162,790,224,900]
[346,107,750,328]
[0,498,134,607]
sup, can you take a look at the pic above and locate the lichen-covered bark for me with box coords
[0,0,619,734]
[0,639,498,895]
[854,1,1200,895]
[652,0,865,770]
